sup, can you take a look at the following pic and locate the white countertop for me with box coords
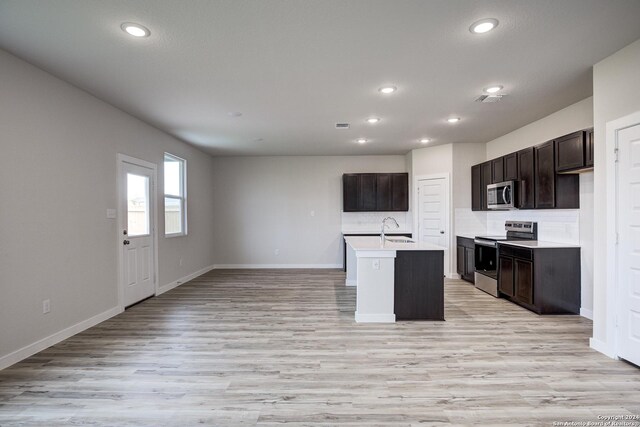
[456,234,478,240]
[345,236,445,251]
[342,230,412,235]
[499,240,580,249]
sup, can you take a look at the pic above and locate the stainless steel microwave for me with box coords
[487,181,516,210]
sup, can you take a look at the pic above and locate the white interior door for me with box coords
[120,160,156,307]
[617,123,640,366]
[417,177,449,274]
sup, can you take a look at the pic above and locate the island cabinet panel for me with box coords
[471,164,483,211]
[480,161,492,210]
[343,174,360,212]
[518,147,535,209]
[498,244,580,314]
[585,128,594,167]
[534,141,556,208]
[504,152,519,181]
[342,173,408,212]
[394,251,444,320]
[492,157,505,183]
[390,173,409,211]
[555,131,586,172]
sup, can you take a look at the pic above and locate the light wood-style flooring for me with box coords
[1,269,639,426]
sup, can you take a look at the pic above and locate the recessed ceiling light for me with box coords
[366,117,380,124]
[447,117,460,123]
[419,138,431,144]
[378,86,397,94]
[121,22,150,38]
[357,138,367,144]
[228,112,243,117]
[484,85,503,93]
[469,18,499,34]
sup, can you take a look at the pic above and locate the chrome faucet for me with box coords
[380,217,399,245]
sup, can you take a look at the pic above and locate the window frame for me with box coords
[163,153,187,237]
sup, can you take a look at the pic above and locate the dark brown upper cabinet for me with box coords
[390,173,409,211]
[504,152,518,181]
[342,173,408,212]
[585,128,594,167]
[534,141,556,208]
[471,164,483,211]
[491,157,504,183]
[555,131,586,172]
[517,147,535,209]
[480,161,492,210]
[343,174,360,212]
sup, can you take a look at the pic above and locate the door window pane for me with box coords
[164,197,183,235]
[127,173,150,236]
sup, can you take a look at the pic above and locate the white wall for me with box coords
[209,155,406,267]
[452,143,488,238]
[592,38,640,355]
[484,97,594,317]
[0,49,217,367]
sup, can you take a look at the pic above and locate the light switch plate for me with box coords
[106,209,116,219]
[372,259,380,270]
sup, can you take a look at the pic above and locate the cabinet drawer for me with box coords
[499,245,533,261]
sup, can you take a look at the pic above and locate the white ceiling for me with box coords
[1,0,640,156]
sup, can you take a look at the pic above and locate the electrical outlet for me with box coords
[275,249,280,255]
[179,258,183,267]
[42,299,50,314]
[372,259,380,270]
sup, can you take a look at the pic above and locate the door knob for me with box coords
[440,231,445,234]
[123,240,130,245]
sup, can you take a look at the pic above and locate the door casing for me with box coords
[116,153,159,310]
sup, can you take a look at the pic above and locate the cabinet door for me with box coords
[390,173,409,211]
[492,157,504,183]
[480,161,492,210]
[360,174,377,211]
[457,245,465,276]
[376,174,392,211]
[498,256,514,297]
[464,247,475,282]
[534,141,555,209]
[471,164,483,211]
[504,152,518,181]
[555,131,585,172]
[585,128,594,167]
[515,259,534,305]
[518,147,535,209]
[343,174,360,212]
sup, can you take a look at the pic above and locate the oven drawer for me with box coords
[499,244,533,261]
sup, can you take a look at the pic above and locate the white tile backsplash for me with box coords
[341,211,411,233]
[486,209,580,244]
[454,208,487,237]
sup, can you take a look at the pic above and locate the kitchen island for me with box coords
[344,236,445,323]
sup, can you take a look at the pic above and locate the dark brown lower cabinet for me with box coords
[394,250,444,320]
[497,244,580,314]
[456,236,475,283]
[498,256,514,297]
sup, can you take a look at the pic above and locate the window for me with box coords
[164,153,186,236]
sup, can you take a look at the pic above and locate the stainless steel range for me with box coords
[474,221,538,297]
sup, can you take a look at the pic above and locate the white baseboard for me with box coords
[345,279,356,286]
[580,307,593,320]
[157,264,215,295]
[354,312,396,323]
[589,337,617,359]
[0,306,122,371]
[213,264,342,269]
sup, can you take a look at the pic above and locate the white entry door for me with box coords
[119,157,156,308]
[617,123,640,367]
[417,177,449,274]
